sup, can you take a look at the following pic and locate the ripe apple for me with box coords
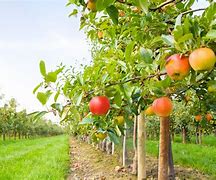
[87,0,96,11]
[115,116,124,125]
[206,113,213,122]
[165,54,190,80]
[95,132,107,140]
[119,10,125,17]
[152,97,173,117]
[97,31,103,39]
[189,48,216,71]
[89,96,110,115]
[195,115,202,122]
[144,106,155,116]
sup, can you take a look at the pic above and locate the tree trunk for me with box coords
[3,133,6,141]
[18,132,21,139]
[99,141,103,150]
[122,123,127,166]
[171,132,175,142]
[111,142,115,155]
[106,141,112,155]
[196,126,199,144]
[199,127,202,145]
[182,127,186,144]
[158,117,169,180]
[102,139,107,152]
[132,115,138,175]
[137,111,146,180]
[14,131,17,140]
[168,131,175,179]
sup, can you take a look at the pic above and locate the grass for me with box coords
[174,134,216,147]
[125,136,216,178]
[0,135,69,180]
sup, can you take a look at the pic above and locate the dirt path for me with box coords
[68,137,210,180]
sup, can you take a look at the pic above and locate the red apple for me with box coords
[152,97,173,117]
[195,115,202,122]
[165,54,190,80]
[206,113,213,122]
[89,96,110,115]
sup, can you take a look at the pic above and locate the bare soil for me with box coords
[67,137,210,180]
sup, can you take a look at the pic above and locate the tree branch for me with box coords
[106,72,167,87]
[181,8,206,16]
[116,0,133,6]
[150,0,183,11]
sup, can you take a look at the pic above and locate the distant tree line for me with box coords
[0,97,64,141]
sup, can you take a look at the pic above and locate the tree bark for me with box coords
[182,127,186,144]
[171,132,175,142]
[3,133,6,141]
[138,111,146,180]
[158,117,169,180]
[102,139,107,151]
[122,123,127,166]
[168,131,175,179]
[199,127,202,145]
[132,115,138,175]
[106,141,112,154]
[196,126,199,144]
[14,131,17,140]
[111,142,115,155]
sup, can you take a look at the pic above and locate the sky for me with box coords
[0,0,210,117]
[0,0,91,114]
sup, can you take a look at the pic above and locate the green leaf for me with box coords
[106,5,118,25]
[71,107,80,121]
[77,75,84,85]
[51,103,62,112]
[61,106,70,120]
[33,83,42,94]
[37,92,47,105]
[46,72,57,82]
[55,67,64,75]
[96,0,105,11]
[115,125,122,136]
[204,29,216,39]
[36,91,52,105]
[32,111,48,121]
[177,33,193,43]
[104,0,115,7]
[173,26,183,41]
[204,2,216,24]
[69,9,78,17]
[108,131,120,144]
[63,81,70,95]
[184,0,195,9]
[102,73,109,83]
[114,91,122,107]
[125,41,135,62]
[175,14,182,28]
[79,117,94,125]
[39,60,46,77]
[140,47,153,64]
[161,35,174,46]
[54,90,60,102]
[117,60,127,70]
[75,92,83,106]
[138,0,149,13]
